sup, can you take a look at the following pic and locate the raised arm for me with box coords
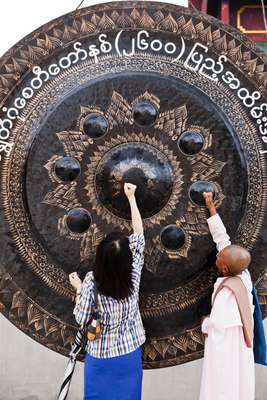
[124,183,143,235]
[203,192,231,252]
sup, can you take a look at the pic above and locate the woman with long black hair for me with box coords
[69,182,145,400]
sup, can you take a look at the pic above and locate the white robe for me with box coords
[199,214,255,400]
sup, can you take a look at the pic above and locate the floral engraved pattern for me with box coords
[43,91,225,262]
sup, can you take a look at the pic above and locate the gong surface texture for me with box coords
[0,1,267,369]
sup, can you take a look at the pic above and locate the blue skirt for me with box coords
[84,347,143,400]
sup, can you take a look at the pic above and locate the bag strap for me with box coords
[92,280,99,313]
[212,276,253,348]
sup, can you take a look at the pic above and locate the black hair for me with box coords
[94,231,133,300]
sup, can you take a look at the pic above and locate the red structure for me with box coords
[191,0,267,52]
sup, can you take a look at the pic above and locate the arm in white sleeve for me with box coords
[207,213,231,252]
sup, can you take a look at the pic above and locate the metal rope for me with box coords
[76,0,86,10]
[261,0,267,38]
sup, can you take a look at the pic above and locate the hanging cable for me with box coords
[261,0,267,38]
[76,0,86,10]
[189,1,198,12]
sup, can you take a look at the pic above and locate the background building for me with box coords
[192,0,267,52]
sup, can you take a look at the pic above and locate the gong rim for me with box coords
[0,1,266,370]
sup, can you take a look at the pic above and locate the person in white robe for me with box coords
[199,192,255,400]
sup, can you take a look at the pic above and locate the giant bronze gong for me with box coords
[0,1,267,368]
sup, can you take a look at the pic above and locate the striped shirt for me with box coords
[73,233,146,358]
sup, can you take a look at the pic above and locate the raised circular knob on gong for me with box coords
[54,157,81,182]
[123,167,147,191]
[160,225,186,250]
[66,208,92,233]
[83,113,108,138]
[133,102,158,127]
[95,143,173,219]
[178,131,204,156]
[189,181,216,206]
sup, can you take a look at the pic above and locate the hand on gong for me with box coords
[203,192,217,217]
[203,192,214,206]
[69,272,82,290]
[124,182,137,200]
